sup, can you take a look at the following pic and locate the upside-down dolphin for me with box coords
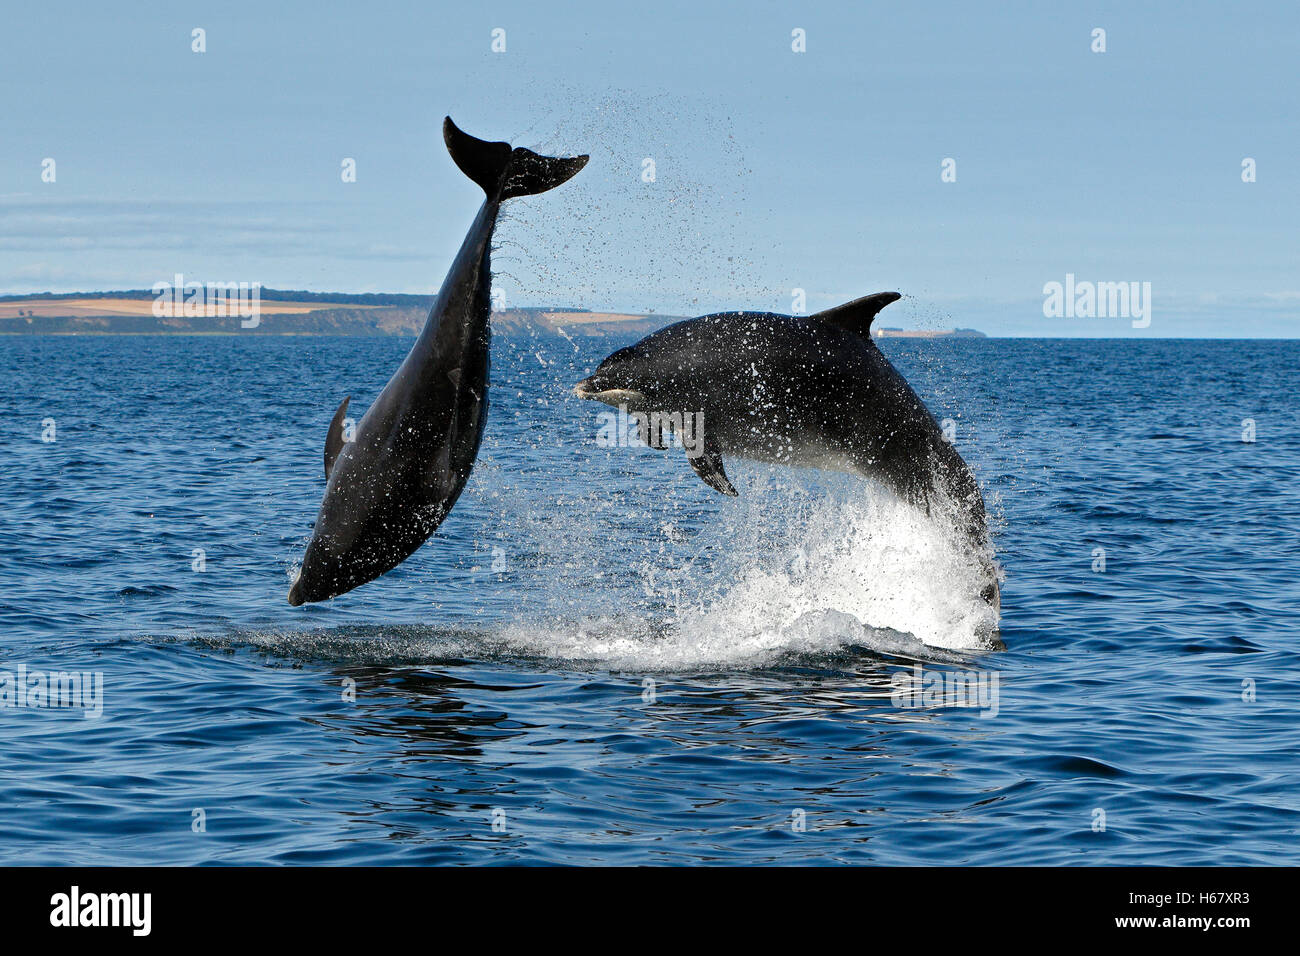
[573,293,1000,608]
[287,118,588,605]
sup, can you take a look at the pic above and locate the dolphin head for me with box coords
[288,454,375,606]
[576,311,782,410]
[287,548,329,606]
[287,458,442,606]
[573,345,659,409]
[288,529,349,606]
[288,512,430,606]
[286,573,310,606]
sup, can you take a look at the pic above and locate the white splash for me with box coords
[496,473,1001,669]
[685,481,999,651]
[231,470,1000,673]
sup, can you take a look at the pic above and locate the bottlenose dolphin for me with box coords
[288,118,588,605]
[573,293,1000,608]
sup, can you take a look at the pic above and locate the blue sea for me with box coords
[2,333,1297,865]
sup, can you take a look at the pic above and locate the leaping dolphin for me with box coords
[573,293,1000,609]
[288,118,588,605]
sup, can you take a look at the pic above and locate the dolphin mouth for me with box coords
[573,375,645,407]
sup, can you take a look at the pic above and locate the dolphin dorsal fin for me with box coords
[324,396,351,479]
[812,292,901,334]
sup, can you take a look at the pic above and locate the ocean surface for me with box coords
[2,332,1297,865]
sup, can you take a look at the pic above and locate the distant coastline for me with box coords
[0,290,985,338]
[873,327,987,339]
[0,290,677,338]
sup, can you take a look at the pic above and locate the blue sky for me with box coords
[2,0,1296,336]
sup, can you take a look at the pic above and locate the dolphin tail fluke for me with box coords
[443,117,588,200]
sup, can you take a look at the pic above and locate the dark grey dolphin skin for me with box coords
[288,118,588,605]
[574,293,1000,609]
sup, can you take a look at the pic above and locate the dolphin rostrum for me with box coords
[288,118,588,605]
[573,293,1000,609]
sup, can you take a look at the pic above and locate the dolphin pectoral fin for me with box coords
[324,396,350,479]
[637,415,669,450]
[689,447,738,497]
[443,117,588,200]
[813,291,901,335]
